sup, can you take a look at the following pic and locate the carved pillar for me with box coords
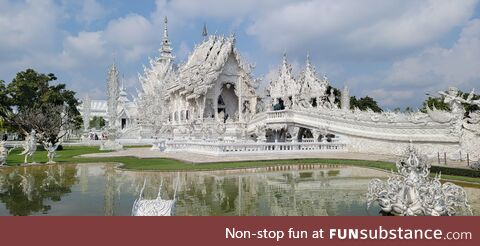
[312,129,321,142]
[288,126,300,143]
[255,125,266,143]
[273,130,279,143]
[238,77,243,123]
[251,96,257,114]
[196,96,206,121]
[214,89,219,121]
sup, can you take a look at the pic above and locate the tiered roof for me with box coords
[269,54,330,100]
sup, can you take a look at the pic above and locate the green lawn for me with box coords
[4,146,480,184]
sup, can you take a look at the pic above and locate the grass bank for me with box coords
[4,146,480,184]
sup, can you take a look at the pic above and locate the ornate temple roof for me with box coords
[298,55,329,98]
[269,54,329,100]
[168,35,254,98]
[269,54,298,99]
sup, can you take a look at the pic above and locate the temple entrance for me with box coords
[121,118,126,129]
[218,83,238,122]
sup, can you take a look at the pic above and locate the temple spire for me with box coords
[107,59,120,126]
[306,53,312,70]
[202,23,208,38]
[163,17,169,39]
[282,52,288,66]
[118,75,129,103]
[159,16,174,61]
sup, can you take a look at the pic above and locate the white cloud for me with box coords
[343,18,480,108]
[386,18,480,90]
[247,0,478,59]
[104,14,159,62]
[369,89,415,108]
[76,0,106,25]
[0,0,61,54]
[153,0,297,20]
[63,31,107,61]
[1,0,480,109]
[347,0,477,50]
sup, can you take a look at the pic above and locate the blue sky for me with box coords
[1,0,480,109]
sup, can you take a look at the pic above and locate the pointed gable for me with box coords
[269,54,299,99]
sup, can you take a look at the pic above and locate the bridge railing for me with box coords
[267,110,290,119]
[165,140,347,155]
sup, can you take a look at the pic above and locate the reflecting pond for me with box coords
[0,164,479,216]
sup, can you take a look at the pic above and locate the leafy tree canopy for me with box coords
[350,96,382,112]
[421,90,480,116]
[0,69,82,143]
[89,116,106,130]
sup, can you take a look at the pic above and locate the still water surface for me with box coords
[0,164,478,216]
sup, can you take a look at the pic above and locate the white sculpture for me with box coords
[438,87,473,116]
[42,141,62,164]
[150,138,166,151]
[132,178,178,216]
[99,137,123,151]
[367,144,471,216]
[0,141,15,166]
[19,130,37,164]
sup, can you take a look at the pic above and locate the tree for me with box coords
[420,90,479,116]
[0,69,82,144]
[421,96,450,113]
[350,96,382,112]
[404,107,413,113]
[89,116,106,129]
[326,85,342,107]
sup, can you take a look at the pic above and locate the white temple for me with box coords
[80,17,480,161]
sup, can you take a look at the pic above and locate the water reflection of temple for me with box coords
[2,164,479,216]
[119,166,379,216]
[104,165,117,216]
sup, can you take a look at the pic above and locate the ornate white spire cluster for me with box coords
[137,17,178,127]
[298,54,329,101]
[269,54,297,100]
[269,54,331,110]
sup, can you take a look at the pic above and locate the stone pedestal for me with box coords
[100,140,123,151]
[100,128,123,151]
